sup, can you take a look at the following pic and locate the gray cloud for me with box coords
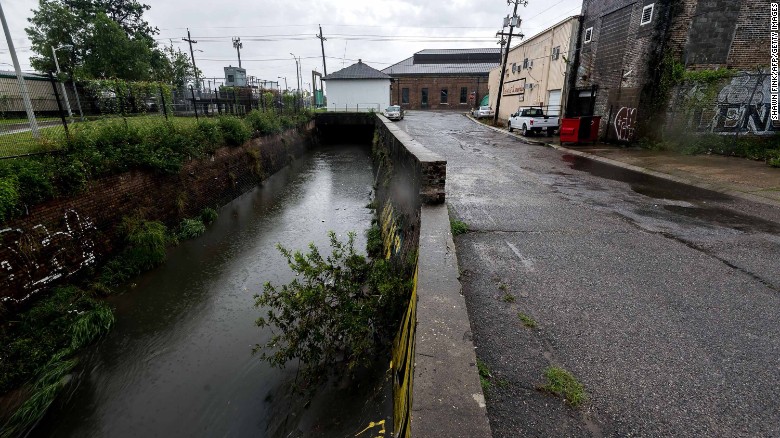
[0,0,583,89]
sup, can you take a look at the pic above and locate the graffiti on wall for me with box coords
[683,71,779,135]
[614,107,638,141]
[1,209,97,303]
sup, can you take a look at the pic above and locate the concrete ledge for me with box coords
[375,114,447,204]
[411,203,491,438]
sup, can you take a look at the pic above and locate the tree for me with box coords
[25,0,166,81]
[156,44,200,88]
[79,13,153,80]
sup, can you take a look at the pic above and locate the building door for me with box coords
[421,88,428,108]
[547,89,561,116]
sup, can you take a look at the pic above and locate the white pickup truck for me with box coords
[508,107,559,136]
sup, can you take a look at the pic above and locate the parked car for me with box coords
[472,106,494,119]
[508,107,559,136]
[384,105,404,121]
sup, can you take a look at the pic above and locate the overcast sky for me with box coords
[1,0,583,89]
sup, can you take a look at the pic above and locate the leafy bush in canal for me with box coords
[254,231,411,390]
[177,218,206,240]
[99,218,172,287]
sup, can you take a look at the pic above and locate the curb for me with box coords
[547,143,780,209]
[464,113,547,145]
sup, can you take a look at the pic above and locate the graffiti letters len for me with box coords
[614,107,637,141]
[688,71,779,135]
[1,209,97,303]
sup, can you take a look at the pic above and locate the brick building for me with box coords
[566,0,774,142]
[382,49,500,111]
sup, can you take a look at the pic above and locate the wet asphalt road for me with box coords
[395,111,780,437]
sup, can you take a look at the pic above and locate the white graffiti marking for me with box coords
[614,107,637,141]
[0,210,97,303]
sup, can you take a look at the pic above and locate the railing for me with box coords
[327,103,382,112]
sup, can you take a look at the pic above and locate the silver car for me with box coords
[472,106,494,119]
[384,105,404,121]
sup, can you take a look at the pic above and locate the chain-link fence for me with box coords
[0,74,309,159]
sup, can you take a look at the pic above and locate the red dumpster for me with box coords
[559,116,601,144]
[559,118,581,143]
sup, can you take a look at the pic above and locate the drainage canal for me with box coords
[30,143,391,437]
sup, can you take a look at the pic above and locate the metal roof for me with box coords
[323,60,392,80]
[0,70,49,81]
[382,48,500,76]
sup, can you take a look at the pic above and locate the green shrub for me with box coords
[100,218,170,286]
[0,176,19,222]
[366,223,383,258]
[200,207,218,224]
[217,116,251,146]
[254,231,411,391]
[246,110,282,135]
[177,218,206,239]
[0,286,114,438]
[193,120,223,153]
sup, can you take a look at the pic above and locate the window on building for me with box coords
[460,87,468,104]
[440,88,448,104]
[641,4,654,25]
[421,88,428,106]
[523,58,529,69]
[584,27,593,43]
[227,74,235,82]
[551,46,561,60]
[402,88,409,104]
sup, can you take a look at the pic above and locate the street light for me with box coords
[52,44,75,120]
[278,76,288,91]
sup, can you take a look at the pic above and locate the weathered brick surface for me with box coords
[571,0,773,141]
[0,123,314,306]
[389,75,490,111]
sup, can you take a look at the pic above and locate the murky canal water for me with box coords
[31,144,385,437]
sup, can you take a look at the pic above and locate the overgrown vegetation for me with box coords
[98,218,172,287]
[540,366,586,407]
[253,230,412,392]
[0,286,115,437]
[450,219,469,236]
[501,293,516,303]
[176,218,206,240]
[477,358,492,391]
[0,109,312,225]
[518,313,537,328]
[1,207,220,436]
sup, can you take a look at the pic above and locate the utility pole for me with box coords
[316,25,328,77]
[494,0,527,126]
[52,45,74,120]
[183,29,200,91]
[0,2,38,137]
[232,37,243,68]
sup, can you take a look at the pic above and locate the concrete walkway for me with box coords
[397,111,780,437]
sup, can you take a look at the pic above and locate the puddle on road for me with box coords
[664,205,780,234]
[561,154,730,202]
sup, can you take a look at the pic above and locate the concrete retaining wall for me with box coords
[371,114,491,437]
[0,122,314,306]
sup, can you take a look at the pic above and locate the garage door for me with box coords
[547,89,562,116]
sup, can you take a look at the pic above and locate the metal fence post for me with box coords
[48,71,69,141]
[190,85,199,121]
[71,80,84,121]
[159,84,169,120]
